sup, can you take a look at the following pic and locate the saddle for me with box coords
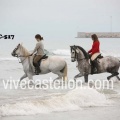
[91,53,103,61]
[33,54,48,67]
[94,54,103,61]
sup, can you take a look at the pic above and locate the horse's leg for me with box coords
[74,73,83,81]
[115,72,120,81]
[84,75,88,83]
[19,73,27,83]
[53,77,61,82]
[53,72,63,82]
[107,72,119,80]
[27,72,34,85]
[116,75,120,81]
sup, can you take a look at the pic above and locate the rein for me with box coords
[77,58,86,61]
[71,56,86,61]
[16,55,30,63]
[75,52,87,61]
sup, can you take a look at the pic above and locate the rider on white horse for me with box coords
[30,34,45,75]
[11,43,68,82]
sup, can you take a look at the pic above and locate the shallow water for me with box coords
[0,38,120,119]
[0,57,120,118]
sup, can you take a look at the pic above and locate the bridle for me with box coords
[71,46,86,61]
[12,44,29,63]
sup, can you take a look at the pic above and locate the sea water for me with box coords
[0,38,120,117]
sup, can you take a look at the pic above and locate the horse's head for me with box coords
[70,45,89,62]
[70,45,78,62]
[11,43,21,57]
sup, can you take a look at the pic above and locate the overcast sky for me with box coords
[0,0,120,39]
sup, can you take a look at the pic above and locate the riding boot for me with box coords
[34,63,41,75]
[91,60,97,74]
[91,62,94,74]
[94,60,98,73]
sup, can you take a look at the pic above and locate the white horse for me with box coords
[11,44,67,83]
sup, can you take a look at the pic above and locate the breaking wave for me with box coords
[52,49,120,57]
[0,49,120,61]
[0,87,111,116]
[52,49,71,56]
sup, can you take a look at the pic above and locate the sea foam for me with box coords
[52,49,120,57]
[0,87,111,116]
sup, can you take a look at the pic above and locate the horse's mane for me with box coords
[20,44,30,56]
[76,46,89,59]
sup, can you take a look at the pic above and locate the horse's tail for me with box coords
[63,62,68,81]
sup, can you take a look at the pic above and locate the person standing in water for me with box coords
[30,34,45,75]
[88,34,100,74]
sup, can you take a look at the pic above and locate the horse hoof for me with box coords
[107,77,110,80]
[74,78,76,82]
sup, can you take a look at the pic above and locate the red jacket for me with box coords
[88,41,100,55]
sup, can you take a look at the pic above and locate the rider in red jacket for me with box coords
[88,34,100,74]
[88,40,100,55]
